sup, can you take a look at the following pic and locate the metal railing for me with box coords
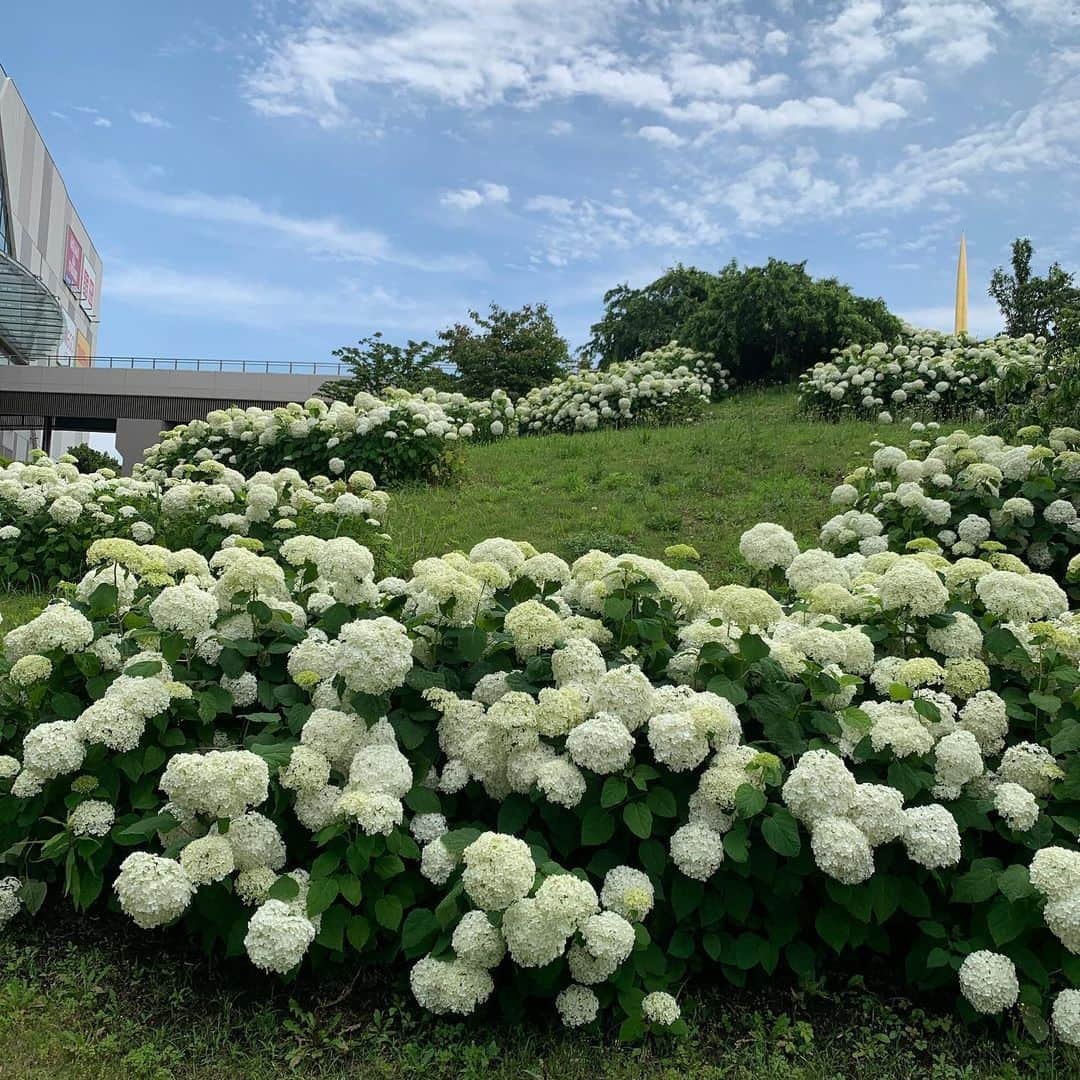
[40,355,352,376]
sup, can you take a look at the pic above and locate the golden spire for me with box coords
[954,233,968,336]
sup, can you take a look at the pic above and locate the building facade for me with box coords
[0,64,103,460]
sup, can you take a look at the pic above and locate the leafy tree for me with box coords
[437,303,569,399]
[66,442,121,473]
[324,334,455,402]
[582,265,716,367]
[684,258,902,383]
[989,237,1080,344]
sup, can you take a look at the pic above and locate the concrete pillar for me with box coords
[116,418,172,475]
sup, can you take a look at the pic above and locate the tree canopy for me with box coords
[989,238,1079,350]
[325,333,453,402]
[582,265,714,368]
[436,302,569,399]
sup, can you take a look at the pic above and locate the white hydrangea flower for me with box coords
[670,822,725,881]
[1030,847,1080,902]
[999,742,1062,797]
[9,654,52,687]
[1052,988,1080,1047]
[535,756,587,808]
[993,782,1040,832]
[461,832,535,911]
[648,712,710,772]
[958,951,1019,1014]
[244,898,317,973]
[336,616,413,694]
[160,751,269,820]
[148,582,219,637]
[565,713,634,774]
[642,990,681,1025]
[1043,890,1080,954]
[226,811,287,871]
[811,817,875,884]
[179,833,236,885]
[113,852,195,928]
[502,897,569,967]
[420,838,459,885]
[782,749,857,828]
[68,799,115,838]
[588,665,656,731]
[847,784,905,846]
[451,910,506,969]
[556,984,599,1028]
[21,721,86,780]
[600,865,654,921]
[739,523,799,570]
[902,804,961,869]
[410,955,494,1015]
[932,730,984,800]
[0,877,22,928]
[410,812,448,844]
[535,873,599,933]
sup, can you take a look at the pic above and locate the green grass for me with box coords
[0,591,43,632]
[387,389,895,580]
[0,926,1071,1080]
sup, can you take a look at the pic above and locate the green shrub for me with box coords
[1,469,1079,1046]
[0,455,390,590]
[799,331,1050,421]
[819,423,1080,602]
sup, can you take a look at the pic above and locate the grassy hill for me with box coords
[388,389,888,579]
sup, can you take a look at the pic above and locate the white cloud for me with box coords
[806,1,892,74]
[131,110,172,128]
[725,91,906,134]
[549,119,573,135]
[667,56,787,101]
[763,29,789,56]
[93,117,113,128]
[440,181,510,211]
[105,263,440,330]
[855,228,891,249]
[637,124,685,147]
[893,2,999,70]
[525,195,576,215]
[93,162,481,272]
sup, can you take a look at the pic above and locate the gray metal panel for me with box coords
[35,157,52,256]
[16,110,34,225]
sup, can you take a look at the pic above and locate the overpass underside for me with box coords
[0,365,337,471]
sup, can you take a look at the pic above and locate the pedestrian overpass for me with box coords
[0,357,344,472]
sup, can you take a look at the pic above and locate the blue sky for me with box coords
[4,0,1079,363]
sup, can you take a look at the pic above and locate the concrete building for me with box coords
[0,62,103,461]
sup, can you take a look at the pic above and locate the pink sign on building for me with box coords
[63,226,83,291]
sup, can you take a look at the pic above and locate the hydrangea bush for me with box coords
[514,343,731,436]
[142,390,515,487]
[799,331,1051,422]
[0,454,390,589]
[820,424,1080,602]
[1,483,1079,1048]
